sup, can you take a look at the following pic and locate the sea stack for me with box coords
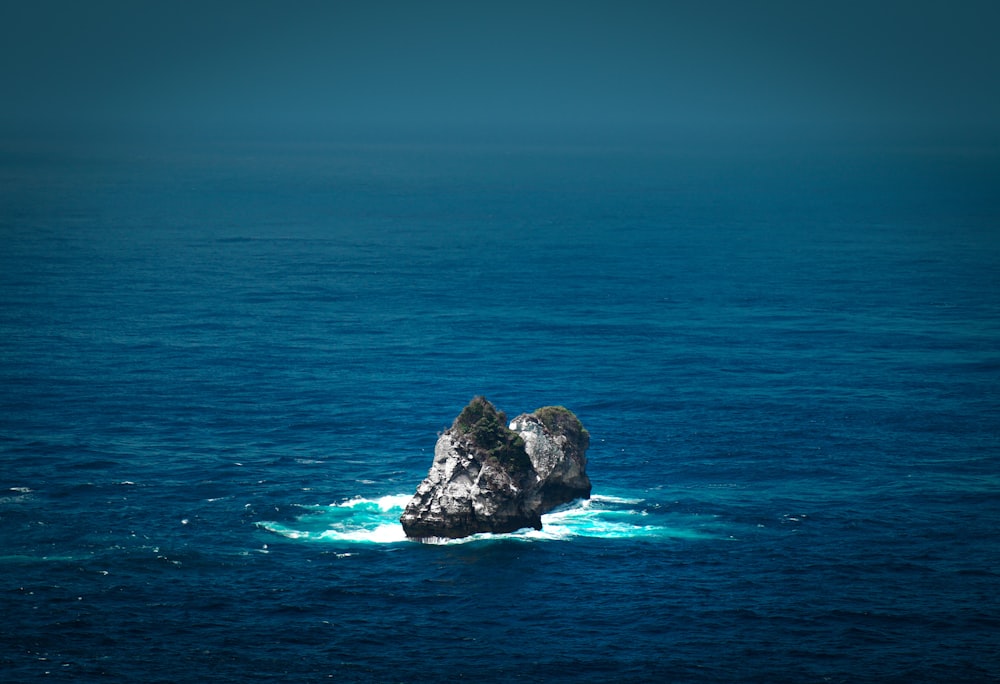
[400,397,591,540]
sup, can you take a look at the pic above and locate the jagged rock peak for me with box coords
[450,396,534,481]
[400,397,591,541]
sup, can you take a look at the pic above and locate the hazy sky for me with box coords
[2,0,999,139]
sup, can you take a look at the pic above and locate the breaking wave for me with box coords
[258,493,716,545]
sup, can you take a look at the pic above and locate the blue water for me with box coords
[2,133,999,682]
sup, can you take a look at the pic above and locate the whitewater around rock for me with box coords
[399,397,591,540]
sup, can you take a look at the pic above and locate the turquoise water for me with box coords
[1,134,998,681]
[260,493,719,545]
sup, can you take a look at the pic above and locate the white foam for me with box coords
[319,523,408,544]
[331,494,411,511]
[260,491,706,545]
[258,523,305,539]
[589,494,644,505]
[375,494,411,511]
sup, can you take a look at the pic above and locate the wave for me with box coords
[258,492,714,545]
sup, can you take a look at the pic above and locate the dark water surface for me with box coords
[2,134,998,682]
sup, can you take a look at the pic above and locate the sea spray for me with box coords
[259,492,718,545]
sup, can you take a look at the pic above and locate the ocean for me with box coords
[1,131,998,682]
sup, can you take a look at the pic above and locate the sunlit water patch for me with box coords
[258,493,719,545]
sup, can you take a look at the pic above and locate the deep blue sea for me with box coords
[2,132,999,682]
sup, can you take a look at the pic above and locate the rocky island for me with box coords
[400,397,591,540]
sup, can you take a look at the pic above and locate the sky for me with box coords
[2,0,999,141]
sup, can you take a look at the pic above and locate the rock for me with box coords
[400,397,591,540]
[511,405,591,511]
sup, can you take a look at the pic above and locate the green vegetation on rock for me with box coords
[453,396,533,475]
[533,405,589,440]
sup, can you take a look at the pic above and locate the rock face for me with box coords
[400,397,591,540]
[510,406,592,512]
